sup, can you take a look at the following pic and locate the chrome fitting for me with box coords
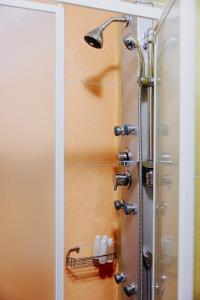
[138,76,154,87]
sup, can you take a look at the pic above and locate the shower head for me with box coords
[124,34,139,50]
[84,27,103,49]
[84,15,130,49]
[123,33,145,78]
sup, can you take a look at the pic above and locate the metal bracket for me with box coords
[142,161,153,187]
[118,160,139,167]
[138,76,154,87]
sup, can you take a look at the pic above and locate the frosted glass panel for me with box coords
[154,1,180,299]
[0,5,56,300]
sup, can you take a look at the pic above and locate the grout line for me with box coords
[65,162,116,166]
[65,79,120,87]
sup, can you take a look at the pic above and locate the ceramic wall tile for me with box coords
[64,275,116,300]
[65,82,118,164]
[66,5,120,85]
[64,164,118,247]
[64,165,118,300]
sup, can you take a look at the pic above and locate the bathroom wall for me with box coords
[29,2,121,299]
[64,5,120,300]
[32,1,124,299]
[194,1,200,298]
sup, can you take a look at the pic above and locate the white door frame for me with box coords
[0,1,65,300]
[57,0,163,20]
[178,0,196,299]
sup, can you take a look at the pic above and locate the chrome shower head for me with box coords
[84,27,103,49]
[84,15,130,49]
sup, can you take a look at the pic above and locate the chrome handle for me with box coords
[114,200,123,210]
[114,126,124,136]
[114,272,126,284]
[114,124,137,136]
[124,283,137,297]
[114,171,131,191]
[124,124,137,135]
[118,151,130,162]
[123,202,137,215]
[114,200,137,215]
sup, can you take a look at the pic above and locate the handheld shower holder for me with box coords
[142,160,153,187]
[138,76,154,87]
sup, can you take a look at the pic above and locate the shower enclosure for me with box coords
[0,1,64,299]
[0,0,195,300]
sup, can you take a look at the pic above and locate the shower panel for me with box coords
[78,0,182,299]
[84,12,155,300]
[118,16,154,300]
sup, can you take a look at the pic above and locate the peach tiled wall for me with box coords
[64,5,120,300]
[34,2,121,298]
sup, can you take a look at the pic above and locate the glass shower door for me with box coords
[0,2,61,299]
[153,1,180,299]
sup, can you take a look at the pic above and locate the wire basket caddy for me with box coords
[66,244,117,269]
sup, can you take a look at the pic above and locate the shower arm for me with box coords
[99,15,130,31]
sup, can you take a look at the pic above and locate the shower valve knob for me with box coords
[114,125,137,136]
[114,200,123,211]
[124,124,137,135]
[118,151,130,162]
[114,272,126,284]
[123,202,137,215]
[114,126,124,136]
[114,200,137,215]
[123,283,137,297]
[114,171,131,191]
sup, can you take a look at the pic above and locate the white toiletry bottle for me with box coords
[99,238,108,264]
[93,235,101,258]
[102,235,108,244]
[107,238,114,263]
